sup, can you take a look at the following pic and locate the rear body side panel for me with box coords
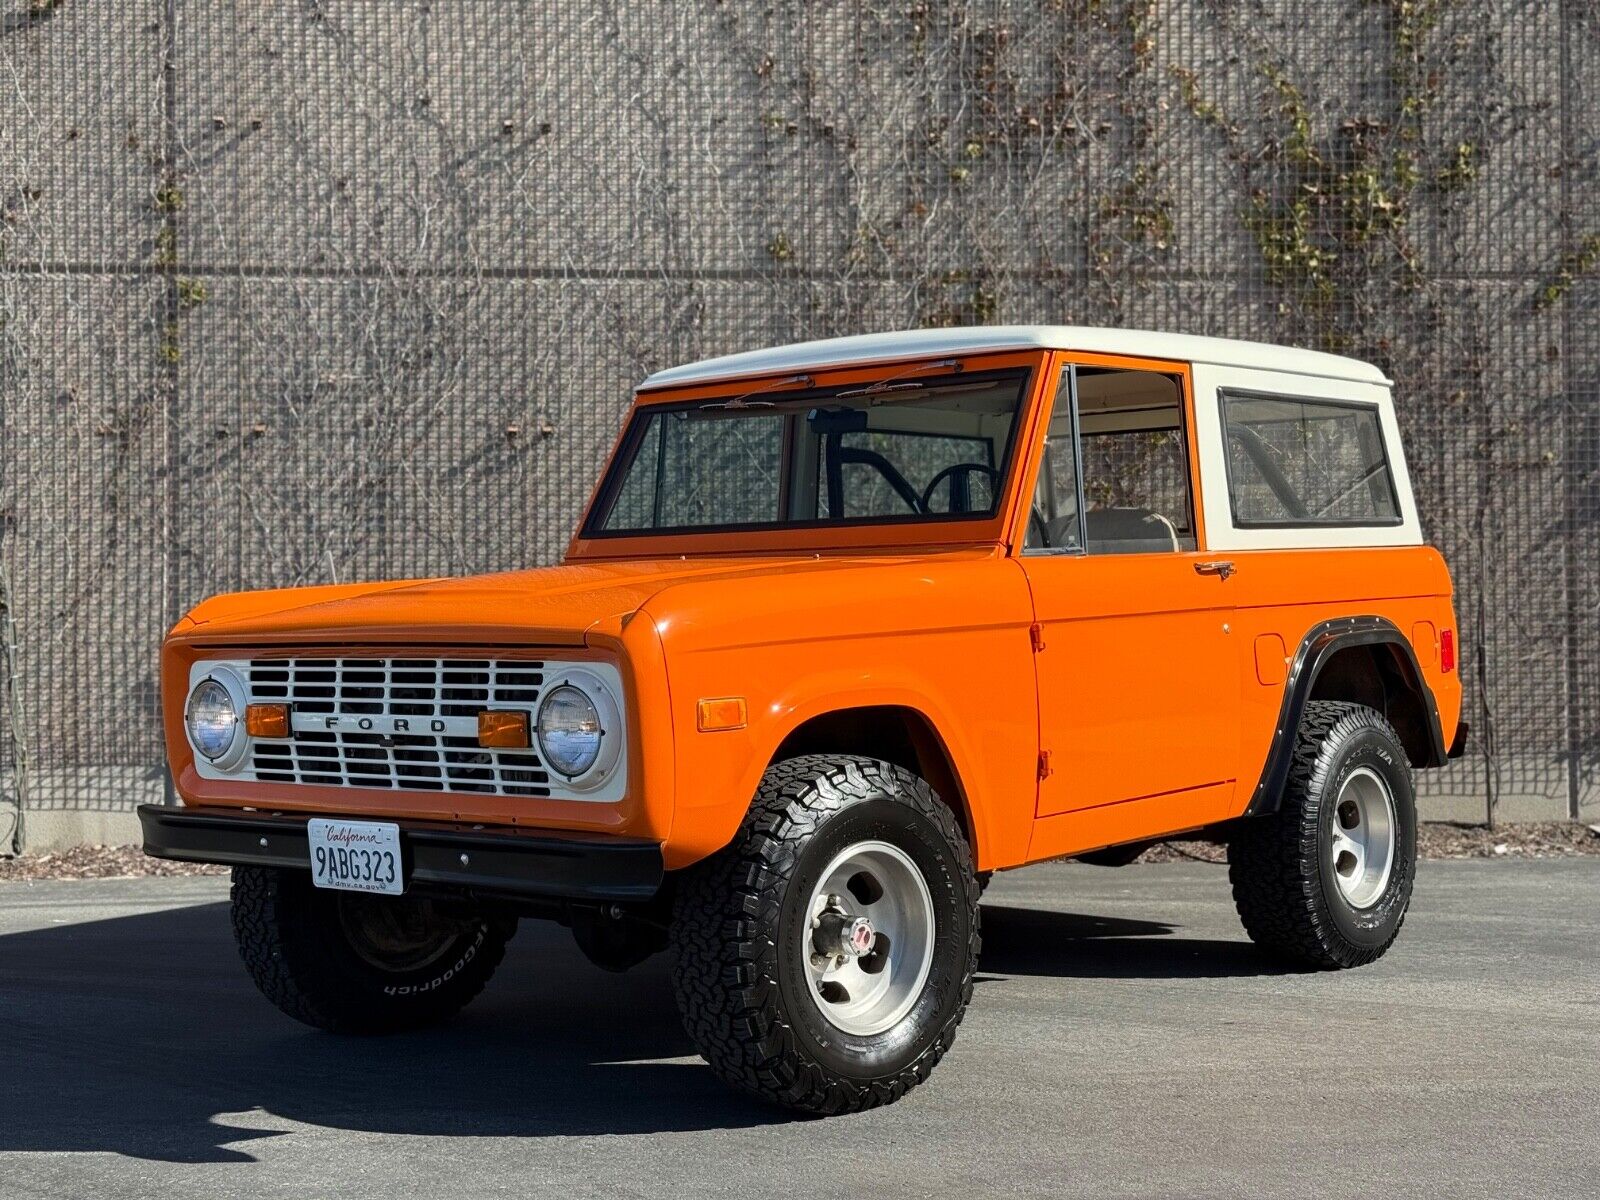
[1228,548,1461,802]
[1188,355,1462,818]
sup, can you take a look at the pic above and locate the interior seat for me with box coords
[1083,507,1179,555]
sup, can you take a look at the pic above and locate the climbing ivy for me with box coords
[1170,1,1476,351]
[1535,234,1600,309]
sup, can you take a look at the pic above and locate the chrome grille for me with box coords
[244,657,551,797]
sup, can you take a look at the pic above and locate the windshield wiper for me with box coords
[700,373,814,410]
[835,358,963,399]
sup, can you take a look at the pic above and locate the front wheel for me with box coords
[231,866,515,1033]
[670,755,980,1114]
[1229,701,1417,969]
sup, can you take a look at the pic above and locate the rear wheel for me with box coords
[231,866,514,1033]
[1229,701,1416,969]
[670,755,980,1114]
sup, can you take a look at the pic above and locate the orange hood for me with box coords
[170,556,905,647]
[173,560,755,646]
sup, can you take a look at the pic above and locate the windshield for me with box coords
[586,368,1029,536]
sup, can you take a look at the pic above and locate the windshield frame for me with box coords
[567,350,1049,560]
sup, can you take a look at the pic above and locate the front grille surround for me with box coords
[186,654,627,803]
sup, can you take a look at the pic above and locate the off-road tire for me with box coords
[1229,701,1417,969]
[231,866,514,1034]
[670,755,980,1114]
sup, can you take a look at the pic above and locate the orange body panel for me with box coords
[1026,550,1240,816]
[639,549,1040,869]
[162,345,1462,876]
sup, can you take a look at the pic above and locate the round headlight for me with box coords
[187,677,240,762]
[537,684,603,778]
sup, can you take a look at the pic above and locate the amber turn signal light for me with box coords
[696,696,747,732]
[478,710,531,748]
[244,703,290,739]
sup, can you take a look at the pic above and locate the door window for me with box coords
[1024,369,1084,552]
[1024,367,1196,554]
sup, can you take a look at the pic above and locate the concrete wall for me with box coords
[2,1,1597,850]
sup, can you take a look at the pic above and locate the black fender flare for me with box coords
[1244,616,1448,817]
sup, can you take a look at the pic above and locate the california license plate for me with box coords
[307,819,404,896]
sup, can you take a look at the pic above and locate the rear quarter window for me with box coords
[1220,392,1401,527]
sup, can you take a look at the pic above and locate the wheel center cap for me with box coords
[843,915,876,957]
[813,910,879,960]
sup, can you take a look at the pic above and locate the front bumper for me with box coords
[138,804,664,902]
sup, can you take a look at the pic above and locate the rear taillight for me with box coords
[1440,628,1456,673]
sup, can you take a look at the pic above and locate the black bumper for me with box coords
[138,805,664,902]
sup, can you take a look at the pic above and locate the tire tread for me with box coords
[230,866,510,1034]
[1229,701,1414,970]
[670,754,979,1114]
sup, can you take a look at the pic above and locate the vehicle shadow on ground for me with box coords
[0,895,1278,1162]
[978,904,1285,980]
[0,901,777,1162]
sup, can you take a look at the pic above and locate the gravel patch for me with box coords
[1141,820,1600,864]
[3,821,1597,881]
[0,845,227,883]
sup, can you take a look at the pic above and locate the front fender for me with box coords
[760,676,993,860]
[655,637,1038,872]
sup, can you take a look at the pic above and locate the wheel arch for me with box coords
[1245,616,1447,817]
[772,703,979,859]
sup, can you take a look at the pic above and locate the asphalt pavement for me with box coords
[1,859,1595,1199]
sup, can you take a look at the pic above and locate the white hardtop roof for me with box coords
[640,325,1391,390]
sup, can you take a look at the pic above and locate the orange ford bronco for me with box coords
[144,326,1465,1113]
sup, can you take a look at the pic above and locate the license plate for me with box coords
[307,819,404,896]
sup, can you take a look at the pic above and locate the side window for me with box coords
[1023,367,1196,554]
[1221,394,1400,526]
[1076,369,1196,554]
[1024,370,1083,552]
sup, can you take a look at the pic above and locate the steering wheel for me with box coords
[1028,506,1050,547]
[921,462,1002,515]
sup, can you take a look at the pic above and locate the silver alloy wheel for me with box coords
[1328,766,1398,909]
[801,840,936,1036]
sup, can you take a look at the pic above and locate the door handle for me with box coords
[1194,560,1236,580]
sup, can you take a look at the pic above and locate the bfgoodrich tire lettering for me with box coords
[382,935,482,996]
[670,755,980,1114]
[1229,701,1417,969]
[231,866,514,1033]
